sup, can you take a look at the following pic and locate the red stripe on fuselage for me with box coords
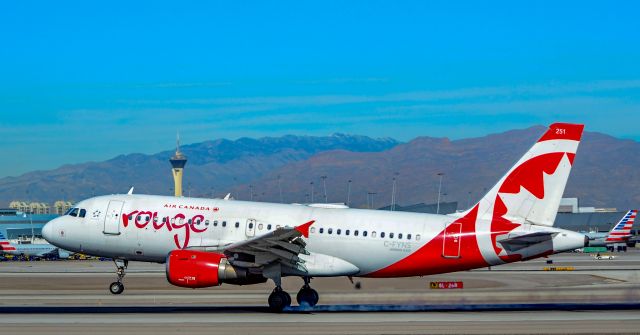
[365,205,488,278]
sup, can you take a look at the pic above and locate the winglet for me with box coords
[295,220,315,238]
[127,187,134,195]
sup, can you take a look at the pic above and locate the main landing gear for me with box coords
[296,276,319,307]
[267,277,320,312]
[268,286,291,312]
[109,259,128,295]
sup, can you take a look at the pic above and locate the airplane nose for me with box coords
[42,220,54,242]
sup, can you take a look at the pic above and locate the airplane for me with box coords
[42,123,588,311]
[0,231,69,260]
[584,210,637,247]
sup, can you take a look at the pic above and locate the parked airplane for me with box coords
[42,123,588,311]
[0,231,69,259]
[585,210,637,247]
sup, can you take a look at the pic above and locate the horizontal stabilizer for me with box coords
[497,232,557,251]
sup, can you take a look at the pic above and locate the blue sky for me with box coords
[0,1,639,177]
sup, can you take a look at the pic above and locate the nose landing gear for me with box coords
[109,259,128,295]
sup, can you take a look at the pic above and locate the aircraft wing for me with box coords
[497,231,557,251]
[218,220,315,274]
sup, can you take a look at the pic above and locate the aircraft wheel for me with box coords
[296,287,319,307]
[268,289,291,312]
[109,281,124,295]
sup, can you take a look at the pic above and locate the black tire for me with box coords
[283,291,291,307]
[268,290,291,312]
[109,281,124,295]
[296,287,319,307]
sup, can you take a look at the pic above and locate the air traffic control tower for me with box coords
[170,134,187,197]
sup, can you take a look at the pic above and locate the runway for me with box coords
[1,251,639,334]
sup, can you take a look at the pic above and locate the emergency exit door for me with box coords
[245,219,257,237]
[103,200,124,235]
[442,222,462,258]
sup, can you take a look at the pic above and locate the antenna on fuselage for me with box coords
[127,187,134,195]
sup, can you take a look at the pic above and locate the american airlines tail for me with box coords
[466,122,584,227]
[0,232,16,252]
[605,210,637,243]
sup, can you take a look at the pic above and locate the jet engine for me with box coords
[166,250,232,288]
[166,249,268,288]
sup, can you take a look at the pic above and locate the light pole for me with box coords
[321,175,328,203]
[367,192,377,209]
[436,172,445,214]
[249,185,254,201]
[347,180,352,207]
[391,172,399,211]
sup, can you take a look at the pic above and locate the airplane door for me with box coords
[245,219,256,237]
[442,222,462,258]
[103,200,124,235]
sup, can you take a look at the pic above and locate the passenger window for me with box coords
[337,229,341,235]
[354,230,359,236]
[214,220,218,227]
[398,233,402,239]
[416,234,421,241]
[258,223,264,230]
[363,231,368,237]
[345,229,350,236]
[129,214,134,221]
[407,234,412,240]
[319,228,324,234]
[235,222,240,228]
[310,227,315,233]
[249,223,254,229]
[188,219,192,225]
[205,220,210,226]
[153,216,158,223]
[163,217,168,223]
[196,219,201,225]
[328,228,333,235]
[79,209,86,218]
[389,233,394,239]
[171,218,176,224]
[267,224,272,230]
[371,231,377,238]
[380,232,385,238]
[222,221,227,227]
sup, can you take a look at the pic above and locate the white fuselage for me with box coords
[43,193,586,277]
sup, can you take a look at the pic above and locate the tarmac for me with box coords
[1,250,639,334]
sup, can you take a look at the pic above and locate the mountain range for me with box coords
[1,127,639,211]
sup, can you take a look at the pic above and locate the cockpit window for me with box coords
[68,208,79,217]
[79,209,86,218]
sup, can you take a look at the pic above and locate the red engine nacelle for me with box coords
[166,250,228,288]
